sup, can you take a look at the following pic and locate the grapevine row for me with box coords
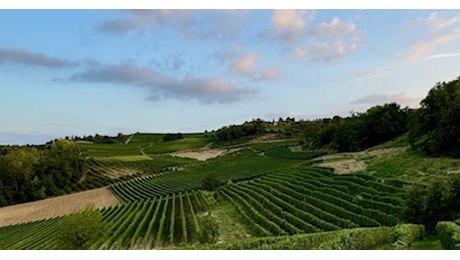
[0,190,208,249]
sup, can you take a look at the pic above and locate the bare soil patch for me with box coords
[318,147,406,161]
[318,159,367,174]
[0,187,120,227]
[315,147,406,174]
[170,148,240,161]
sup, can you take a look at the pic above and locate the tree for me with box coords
[0,139,88,206]
[409,77,460,157]
[201,173,221,191]
[163,133,184,142]
[0,147,42,205]
[403,176,460,233]
[359,103,408,148]
[57,207,104,249]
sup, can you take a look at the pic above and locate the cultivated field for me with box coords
[0,187,120,227]
[1,133,458,249]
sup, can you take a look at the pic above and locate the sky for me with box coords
[2,3,460,144]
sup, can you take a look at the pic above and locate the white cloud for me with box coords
[270,10,313,42]
[220,46,282,81]
[229,52,259,77]
[407,30,460,62]
[424,52,460,60]
[407,12,460,62]
[411,12,460,32]
[293,17,361,63]
[352,93,421,108]
[314,17,356,37]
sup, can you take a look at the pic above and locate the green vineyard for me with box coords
[217,166,404,237]
[0,160,411,249]
[0,190,209,249]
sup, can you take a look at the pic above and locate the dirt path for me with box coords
[0,187,120,227]
[140,142,153,156]
[212,201,251,242]
[124,134,134,145]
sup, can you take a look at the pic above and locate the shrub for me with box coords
[391,224,425,249]
[198,214,219,244]
[436,221,460,249]
[201,173,221,191]
[57,207,104,250]
[163,133,184,142]
[313,227,393,250]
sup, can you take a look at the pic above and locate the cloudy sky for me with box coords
[1,6,460,144]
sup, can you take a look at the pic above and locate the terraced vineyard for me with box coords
[218,166,404,237]
[109,172,192,203]
[83,156,196,190]
[108,148,304,203]
[109,167,267,203]
[0,142,415,250]
[0,190,209,249]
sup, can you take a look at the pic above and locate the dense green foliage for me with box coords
[57,207,104,250]
[436,221,460,249]
[305,103,409,152]
[0,139,87,206]
[215,119,266,142]
[163,133,184,142]
[70,133,130,144]
[390,223,425,249]
[409,77,460,157]
[201,173,221,191]
[403,176,460,232]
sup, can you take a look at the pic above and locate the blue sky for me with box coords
[1,7,460,144]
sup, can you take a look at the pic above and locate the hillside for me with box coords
[1,131,459,250]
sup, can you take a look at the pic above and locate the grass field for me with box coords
[310,135,460,184]
[78,133,213,158]
[144,137,212,154]
[364,148,460,183]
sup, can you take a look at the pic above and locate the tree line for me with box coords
[301,103,410,152]
[0,139,87,206]
[67,133,130,144]
[214,76,460,158]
